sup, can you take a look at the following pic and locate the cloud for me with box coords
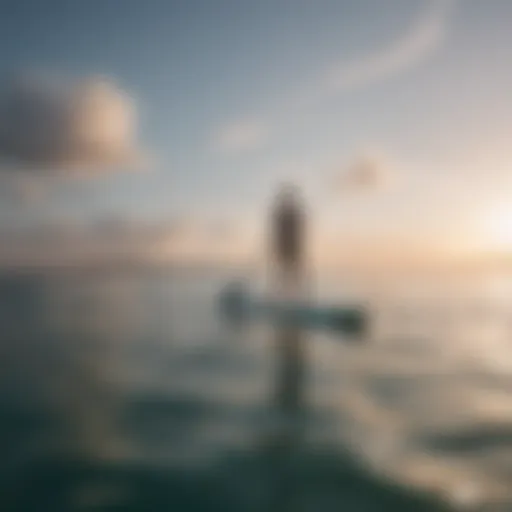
[334,152,393,194]
[158,216,254,264]
[0,219,157,268]
[212,120,268,154]
[0,75,146,174]
[212,1,457,155]
[326,0,457,92]
[0,216,252,269]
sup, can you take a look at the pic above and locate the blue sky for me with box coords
[1,0,512,265]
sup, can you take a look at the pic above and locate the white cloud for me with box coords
[212,1,457,153]
[212,120,268,154]
[333,151,394,194]
[0,74,146,174]
[326,0,457,91]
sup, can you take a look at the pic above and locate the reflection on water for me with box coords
[1,270,512,510]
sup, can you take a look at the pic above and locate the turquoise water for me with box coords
[1,270,512,510]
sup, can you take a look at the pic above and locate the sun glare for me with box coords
[484,202,512,249]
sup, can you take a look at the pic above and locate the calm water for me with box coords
[1,269,512,511]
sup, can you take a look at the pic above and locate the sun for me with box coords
[483,202,512,249]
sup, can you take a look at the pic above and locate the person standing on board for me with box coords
[269,183,308,415]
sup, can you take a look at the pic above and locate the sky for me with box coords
[1,0,512,268]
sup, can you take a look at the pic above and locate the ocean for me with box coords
[1,268,512,511]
